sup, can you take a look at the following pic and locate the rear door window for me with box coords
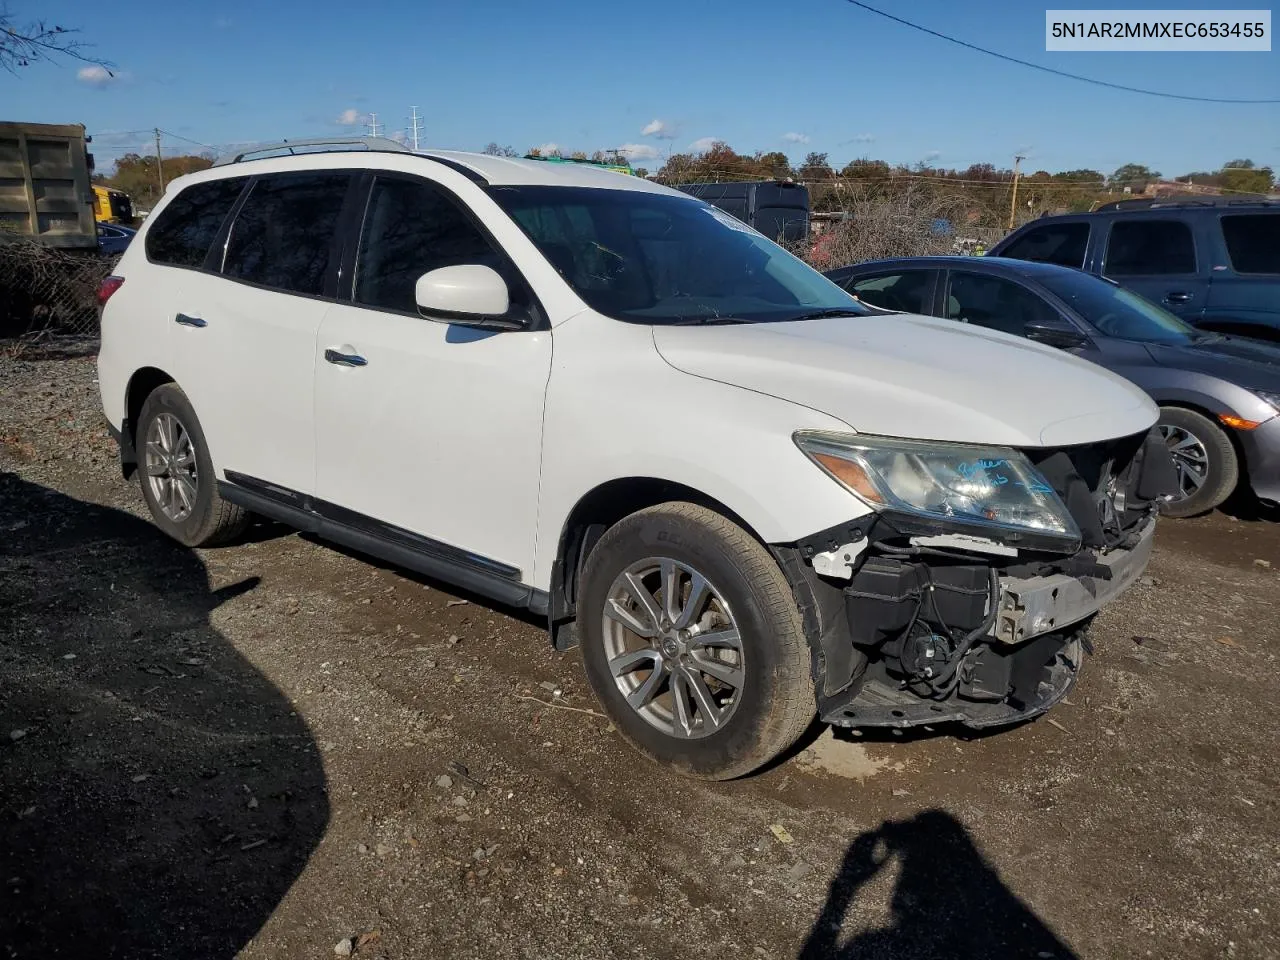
[846,272,934,314]
[1104,219,1196,275]
[145,177,247,268]
[222,172,353,296]
[999,222,1089,268]
[944,272,1058,336]
[1220,214,1280,274]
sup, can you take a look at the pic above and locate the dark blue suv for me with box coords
[990,199,1280,343]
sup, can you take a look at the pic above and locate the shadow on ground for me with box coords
[799,809,1077,960]
[0,473,329,958]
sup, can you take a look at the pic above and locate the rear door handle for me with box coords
[1164,292,1193,304]
[324,348,367,368]
[174,312,207,328]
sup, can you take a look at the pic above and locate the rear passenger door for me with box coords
[1100,217,1208,321]
[1203,212,1280,339]
[840,270,938,315]
[313,173,552,580]
[171,171,356,496]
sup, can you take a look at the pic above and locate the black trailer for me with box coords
[675,181,810,243]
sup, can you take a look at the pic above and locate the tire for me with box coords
[578,502,815,780]
[1157,406,1238,519]
[136,384,249,547]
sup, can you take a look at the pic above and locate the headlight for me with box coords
[794,431,1081,546]
[1254,390,1280,417]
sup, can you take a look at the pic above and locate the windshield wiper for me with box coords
[788,308,864,322]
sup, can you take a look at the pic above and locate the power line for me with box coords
[838,0,1280,104]
[157,129,215,150]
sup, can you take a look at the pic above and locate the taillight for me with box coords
[97,275,124,307]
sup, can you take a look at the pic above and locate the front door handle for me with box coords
[1164,291,1193,304]
[324,348,368,368]
[174,312,207,328]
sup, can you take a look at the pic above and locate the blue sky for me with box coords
[7,0,1278,176]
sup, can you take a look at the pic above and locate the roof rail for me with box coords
[213,136,412,166]
[1091,195,1277,212]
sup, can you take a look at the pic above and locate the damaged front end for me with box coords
[777,427,1176,730]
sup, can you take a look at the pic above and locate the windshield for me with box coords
[490,186,867,325]
[1037,270,1198,344]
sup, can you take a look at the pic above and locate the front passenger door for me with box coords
[943,271,1098,360]
[314,174,552,581]
[843,271,938,315]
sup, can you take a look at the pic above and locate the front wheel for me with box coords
[578,502,815,780]
[1157,406,1239,518]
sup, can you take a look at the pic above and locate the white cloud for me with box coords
[851,133,875,143]
[641,118,676,139]
[535,142,562,156]
[616,143,659,162]
[77,65,115,87]
[335,108,365,126]
[689,137,719,153]
[214,16,234,28]
[782,132,810,145]
[387,129,408,146]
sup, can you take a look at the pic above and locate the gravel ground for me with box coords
[2,341,1278,960]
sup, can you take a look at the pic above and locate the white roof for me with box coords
[184,145,680,196]
[419,150,676,193]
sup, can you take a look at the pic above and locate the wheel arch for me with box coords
[1154,398,1245,468]
[546,476,769,643]
[120,366,177,478]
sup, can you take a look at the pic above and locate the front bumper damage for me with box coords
[775,427,1172,731]
[822,519,1153,729]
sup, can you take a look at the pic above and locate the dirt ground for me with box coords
[2,343,1278,960]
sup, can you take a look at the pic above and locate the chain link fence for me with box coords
[0,241,117,341]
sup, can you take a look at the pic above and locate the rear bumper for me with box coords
[1239,417,1280,505]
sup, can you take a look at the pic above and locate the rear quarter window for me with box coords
[145,177,247,268]
[1221,214,1280,274]
[999,222,1089,268]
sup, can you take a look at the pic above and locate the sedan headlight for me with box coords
[1254,390,1280,417]
[794,431,1081,547]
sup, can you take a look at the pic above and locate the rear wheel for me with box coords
[578,502,815,780]
[136,384,249,547]
[1157,406,1238,518]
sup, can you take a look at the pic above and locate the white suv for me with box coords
[98,139,1175,778]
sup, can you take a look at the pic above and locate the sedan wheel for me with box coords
[1159,423,1209,500]
[1156,406,1239,518]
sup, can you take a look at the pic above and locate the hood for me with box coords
[1144,335,1280,390]
[652,313,1157,448]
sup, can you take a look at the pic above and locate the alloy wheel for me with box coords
[144,412,199,522]
[1159,423,1209,499]
[601,557,745,739]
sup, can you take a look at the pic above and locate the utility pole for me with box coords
[366,113,382,138]
[409,106,424,152]
[1007,154,1025,231]
[154,127,165,194]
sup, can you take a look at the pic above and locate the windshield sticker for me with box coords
[703,206,764,237]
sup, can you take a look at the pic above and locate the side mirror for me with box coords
[414,265,524,331]
[1025,317,1089,349]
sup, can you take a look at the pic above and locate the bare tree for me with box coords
[1,6,111,73]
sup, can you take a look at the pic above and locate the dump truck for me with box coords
[0,121,97,249]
